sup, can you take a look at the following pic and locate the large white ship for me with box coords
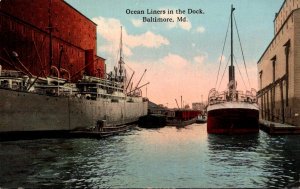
[207,5,259,134]
[0,70,148,133]
[0,29,148,135]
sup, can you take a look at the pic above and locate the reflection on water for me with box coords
[206,134,261,187]
[0,124,300,188]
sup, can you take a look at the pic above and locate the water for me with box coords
[0,124,300,188]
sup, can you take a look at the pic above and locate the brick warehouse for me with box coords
[257,0,300,126]
[0,0,106,81]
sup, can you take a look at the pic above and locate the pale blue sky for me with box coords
[66,0,284,107]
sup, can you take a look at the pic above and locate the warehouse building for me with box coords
[257,0,300,126]
[0,0,106,81]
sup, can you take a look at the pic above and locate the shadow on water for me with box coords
[0,135,132,188]
[207,133,260,151]
[258,134,300,188]
[206,133,261,187]
[207,132,300,188]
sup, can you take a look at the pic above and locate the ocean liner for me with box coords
[207,5,259,134]
[0,26,148,135]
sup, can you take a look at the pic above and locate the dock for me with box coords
[259,119,300,134]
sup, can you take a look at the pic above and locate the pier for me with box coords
[259,119,300,135]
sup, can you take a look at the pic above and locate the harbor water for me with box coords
[0,124,300,188]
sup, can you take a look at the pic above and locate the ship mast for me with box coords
[118,26,125,82]
[47,0,53,74]
[119,26,123,65]
[229,5,236,92]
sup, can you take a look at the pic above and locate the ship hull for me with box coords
[0,88,148,133]
[207,102,259,134]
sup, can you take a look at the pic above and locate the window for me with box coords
[271,56,276,83]
[259,71,263,90]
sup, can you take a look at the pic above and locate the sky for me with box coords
[66,0,284,108]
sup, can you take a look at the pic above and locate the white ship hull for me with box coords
[0,88,148,132]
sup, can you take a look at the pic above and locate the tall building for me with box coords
[257,0,300,126]
[0,0,106,81]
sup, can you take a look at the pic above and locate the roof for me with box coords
[274,0,287,21]
[258,8,300,64]
[96,55,106,61]
[148,101,168,110]
[63,0,97,26]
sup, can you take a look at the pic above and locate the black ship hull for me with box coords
[207,106,259,134]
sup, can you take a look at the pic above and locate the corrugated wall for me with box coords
[0,0,106,80]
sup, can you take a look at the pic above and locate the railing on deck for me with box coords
[208,88,257,105]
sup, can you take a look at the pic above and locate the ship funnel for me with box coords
[229,65,235,85]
